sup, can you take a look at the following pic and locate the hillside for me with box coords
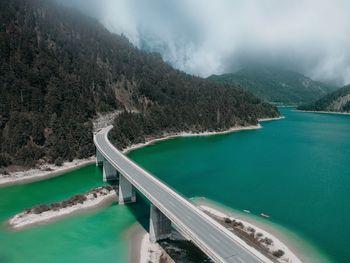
[0,0,278,170]
[208,68,335,105]
[298,85,350,113]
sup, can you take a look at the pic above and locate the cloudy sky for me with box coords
[59,0,350,85]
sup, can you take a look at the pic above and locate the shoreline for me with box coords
[296,109,350,116]
[192,197,330,263]
[137,231,175,263]
[127,223,147,263]
[193,198,302,263]
[128,223,174,263]
[258,116,285,122]
[8,187,117,230]
[123,116,285,154]
[0,116,284,188]
[122,124,261,154]
[0,157,95,188]
[131,195,304,263]
[2,116,284,226]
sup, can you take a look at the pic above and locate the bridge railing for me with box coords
[94,126,270,263]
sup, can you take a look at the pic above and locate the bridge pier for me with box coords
[149,204,172,243]
[96,149,103,167]
[102,161,118,182]
[118,174,136,204]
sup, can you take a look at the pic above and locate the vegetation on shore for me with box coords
[23,186,114,215]
[222,216,285,260]
[0,0,279,170]
[208,68,336,105]
[298,84,350,113]
[10,186,114,222]
[201,210,292,263]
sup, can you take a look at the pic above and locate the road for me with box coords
[94,126,271,263]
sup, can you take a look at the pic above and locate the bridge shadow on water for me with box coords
[125,191,150,231]
[110,184,212,263]
[107,179,150,231]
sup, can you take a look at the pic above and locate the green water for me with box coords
[0,166,148,263]
[0,108,349,262]
[128,108,349,263]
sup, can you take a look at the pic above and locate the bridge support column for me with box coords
[103,161,118,182]
[118,174,136,204]
[96,149,103,167]
[149,204,171,243]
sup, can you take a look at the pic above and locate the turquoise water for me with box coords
[128,108,349,263]
[0,108,349,262]
[0,166,148,263]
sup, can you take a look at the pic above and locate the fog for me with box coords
[58,0,350,85]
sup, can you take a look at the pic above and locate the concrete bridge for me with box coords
[94,126,271,263]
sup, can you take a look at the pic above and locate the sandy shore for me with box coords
[122,125,262,154]
[123,116,284,154]
[296,109,350,116]
[132,195,304,263]
[258,116,285,122]
[138,232,174,263]
[0,157,95,188]
[127,223,174,263]
[127,224,146,263]
[8,189,117,230]
[194,199,303,263]
[0,115,283,187]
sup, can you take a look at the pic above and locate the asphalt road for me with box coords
[94,126,270,263]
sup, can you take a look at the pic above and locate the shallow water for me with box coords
[0,166,149,263]
[1,108,349,262]
[129,108,349,263]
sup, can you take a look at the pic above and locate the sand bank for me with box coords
[138,232,174,263]
[193,199,302,263]
[259,116,285,122]
[8,187,117,230]
[123,116,284,154]
[1,115,283,187]
[122,125,262,154]
[0,157,95,188]
[296,110,350,116]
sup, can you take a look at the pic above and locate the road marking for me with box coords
[209,233,219,243]
[236,256,246,263]
[185,215,193,222]
[96,128,267,263]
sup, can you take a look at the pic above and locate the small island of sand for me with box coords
[8,186,117,230]
[136,199,302,263]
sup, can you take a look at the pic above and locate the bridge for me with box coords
[94,126,271,263]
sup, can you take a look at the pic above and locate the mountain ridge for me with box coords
[297,85,350,113]
[208,68,336,105]
[0,0,278,170]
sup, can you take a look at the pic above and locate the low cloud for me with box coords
[58,0,350,85]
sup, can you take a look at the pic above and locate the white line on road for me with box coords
[236,256,246,263]
[209,233,220,243]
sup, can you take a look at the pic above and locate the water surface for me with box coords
[0,166,147,263]
[1,108,349,263]
[129,108,349,263]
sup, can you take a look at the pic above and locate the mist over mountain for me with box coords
[298,85,350,113]
[56,0,350,86]
[209,68,336,105]
[0,0,278,168]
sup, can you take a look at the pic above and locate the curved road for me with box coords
[94,126,271,263]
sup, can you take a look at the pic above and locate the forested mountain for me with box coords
[208,68,336,105]
[0,0,278,170]
[298,85,350,113]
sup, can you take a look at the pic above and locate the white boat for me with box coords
[260,213,270,218]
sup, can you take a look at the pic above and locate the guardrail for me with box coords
[94,126,270,263]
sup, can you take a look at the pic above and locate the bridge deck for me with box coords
[94,126,270,263]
